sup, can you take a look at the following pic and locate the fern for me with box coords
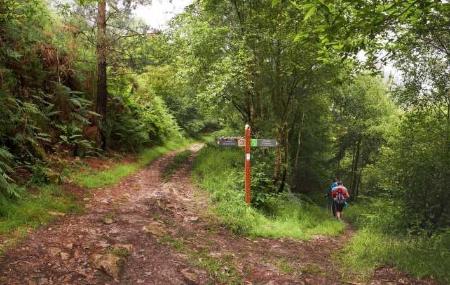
[0,147,21,199]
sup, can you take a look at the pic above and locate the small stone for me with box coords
[91,253,125,280]
[180,268,198,284]
[98,240,110,248]
[48,247,61,256]
[103,217,114,225]
[115,244,133,252]
[65,243,74,250]
[142,222,166,237]
[60,252,70,260]
[184,216,199,223]
[38,277,49,285]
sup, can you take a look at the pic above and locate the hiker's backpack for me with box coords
[334,188,347,205]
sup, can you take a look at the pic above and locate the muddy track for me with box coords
[0,144,438,285]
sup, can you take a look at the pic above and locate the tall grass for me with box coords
[72,138,192,188]
[340,198,450,283]
[192,146,344,239]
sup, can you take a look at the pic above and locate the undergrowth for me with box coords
[340,198,450,284]
[71,138,191,188]
[192,146,344,239]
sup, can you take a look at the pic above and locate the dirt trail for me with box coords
[0,144,438,285]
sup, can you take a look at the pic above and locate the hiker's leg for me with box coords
[336,211,341,219]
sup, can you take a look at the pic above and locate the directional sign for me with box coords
[217,137,238,146]
[251,139,278,147]
[217,130,277,206]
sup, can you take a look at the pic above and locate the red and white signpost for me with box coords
[217,124,277,205]
[244,124,251,205]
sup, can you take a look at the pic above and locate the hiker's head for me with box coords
[337,181,343,186]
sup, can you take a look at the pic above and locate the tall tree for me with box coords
[96,0,107,148]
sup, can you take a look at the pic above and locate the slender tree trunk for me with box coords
[96,0,107,149]
[293,112,305,192]
[350,138,361,198]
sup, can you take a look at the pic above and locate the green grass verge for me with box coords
[0,184,81,254]
[192,146,344,240]
[340,199,450,284]
[71,138,192,189]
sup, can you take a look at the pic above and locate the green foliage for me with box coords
[107,74,182,152]
[0,147,21,199]
[387,111,449,233]
[193,146,344,239]
[330,75,398,198]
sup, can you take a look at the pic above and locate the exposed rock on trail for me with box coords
[0,144,439,285]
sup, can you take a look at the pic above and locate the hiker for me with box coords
[325,177,339,216]
[331,181,349,220]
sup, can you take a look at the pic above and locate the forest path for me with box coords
[0,144,437,285]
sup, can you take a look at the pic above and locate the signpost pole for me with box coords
[244,124,251,205]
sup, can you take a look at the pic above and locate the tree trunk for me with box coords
[96,0,107,149]
[350,138,361,198]
[293,112,305,192]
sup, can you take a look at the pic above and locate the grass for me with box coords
[274,258,295,274]
[162,150,192,181]
[71,138,192,188]
[339,198,450,284]
[192,145,344,240]
[0,185,81,254]
[0,185,80,235]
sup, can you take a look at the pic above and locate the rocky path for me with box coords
[0,144,439,285]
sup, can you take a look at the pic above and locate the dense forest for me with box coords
[0,0,449,284]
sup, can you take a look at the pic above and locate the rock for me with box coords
[60,252,70,260]
[98,240,110,248]
[142,222,167,237]
[27,279,38,285]
[180,268,198,284]
[48,247,62,256]
[91,253,125,280]
[64,243,74,250]
[109,227,120,234]
[115,244,134,252]
[103,217,114,225]
[184,216,199,223]
[37,277,49,285]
